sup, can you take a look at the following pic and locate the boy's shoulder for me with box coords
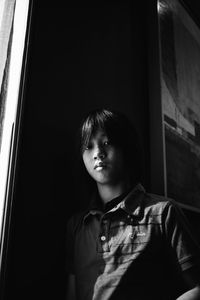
[141,191,178,216]
[67,210,86,224]
[126,183,176,215]
[66,210,87,235]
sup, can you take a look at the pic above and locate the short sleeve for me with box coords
[163,201,200,272]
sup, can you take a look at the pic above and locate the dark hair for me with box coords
[76,108,144,198]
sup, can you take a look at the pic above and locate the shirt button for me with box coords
[100,235,106,241]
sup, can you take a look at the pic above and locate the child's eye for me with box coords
[104,140,110,146]
[83,144,91,151]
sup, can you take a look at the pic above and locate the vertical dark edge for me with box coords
[147,0,167,196]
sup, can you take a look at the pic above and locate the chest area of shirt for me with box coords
[75,213,162,260]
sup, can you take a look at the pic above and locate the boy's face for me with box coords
[82,129,126,186]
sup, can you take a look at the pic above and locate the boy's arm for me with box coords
[176,286,200,300]
[163,202,200,299]
[66,273,76,300]
[176,268,200,300]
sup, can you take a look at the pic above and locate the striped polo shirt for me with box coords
[66,184,200,300]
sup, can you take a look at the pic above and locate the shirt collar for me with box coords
[119,183,145,217]
[83,183,145,223]
[83,191,103,222]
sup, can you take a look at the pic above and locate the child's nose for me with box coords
[93,146,105,160]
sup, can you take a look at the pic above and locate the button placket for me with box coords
[125,214,137,250]
[97,217,110,252]
[100,235,106,241]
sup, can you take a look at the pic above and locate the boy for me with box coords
[66,108,200,299]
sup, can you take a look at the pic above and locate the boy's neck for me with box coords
[97,181,131,204]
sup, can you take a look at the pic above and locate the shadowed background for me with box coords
[3,0,200,299]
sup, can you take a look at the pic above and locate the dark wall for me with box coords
[4,1,149,299]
